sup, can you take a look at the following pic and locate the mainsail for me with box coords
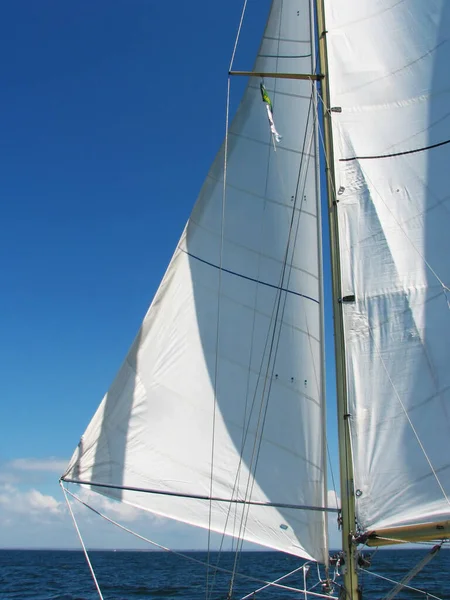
[64,0,328,563]
[326,0,450,535]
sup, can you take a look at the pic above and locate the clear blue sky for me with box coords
[0,0,339,550]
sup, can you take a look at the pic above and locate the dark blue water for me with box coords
[0,549,448,599]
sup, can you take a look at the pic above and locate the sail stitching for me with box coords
[263,35,311,44]
[259,53,312,59]
[205,171,318,215]
[180,248,319,303]
[186,214,320,278]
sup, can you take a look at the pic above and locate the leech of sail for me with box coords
[61,478,339,513]
[229,71,323,81]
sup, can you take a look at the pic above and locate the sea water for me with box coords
[0,548,448,599]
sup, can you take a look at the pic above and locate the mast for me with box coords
[314,1,359,598]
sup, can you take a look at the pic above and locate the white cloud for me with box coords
[72,487,147,524]
[8,457,68,473]
[0,483,63,519]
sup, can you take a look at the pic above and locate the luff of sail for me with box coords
[325,0,450,539]
[63,0,328,563]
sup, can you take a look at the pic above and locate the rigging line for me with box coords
[206,74,231,600]
[180,249,319,303]
[226,9,290,588]
[339,137,450,162]
[231,87,318,572]
[361,568,443,600]
[62,486,330,596]
[229,0,249,72]
[239,565,309,600]
[60,483,104,600]
[208,149,318,597]
[299,79,335,557]
[61,477,338,510]
[368,326,450,508]
[310,23,334,568]
[316,87,358,539]
[313,84,344,521]
[216,50,280,567]
[310,35,332,566]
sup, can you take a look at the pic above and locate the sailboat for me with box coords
[60,1,450,598]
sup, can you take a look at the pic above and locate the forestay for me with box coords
[325,0,450,533]
[63,0,328,563]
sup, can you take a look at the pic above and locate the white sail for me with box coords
[64,0,328,563]
[326,0,450,534]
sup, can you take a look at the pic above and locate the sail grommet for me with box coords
[355,489,363,498]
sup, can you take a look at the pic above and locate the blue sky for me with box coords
[0,0,340,550]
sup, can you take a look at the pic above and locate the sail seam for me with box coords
[205,173,319,217]
[183,231,319,281]
[263,35,311,44]
[180,248,319,303]
[259,53,312,59]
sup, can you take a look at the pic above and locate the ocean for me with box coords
[0,548,448,599]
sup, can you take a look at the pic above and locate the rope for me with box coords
[61,486,332,597]
[362,568,443,600]
[228,0,249,73]
[205,1,249,585]
[60,482,104,600]
[239,564,307,600]
[227,87,318,592]
[312,85,341,558]
[206,73,231,599]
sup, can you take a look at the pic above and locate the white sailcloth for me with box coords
[326,0,450,533]
[64,0,328,563]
